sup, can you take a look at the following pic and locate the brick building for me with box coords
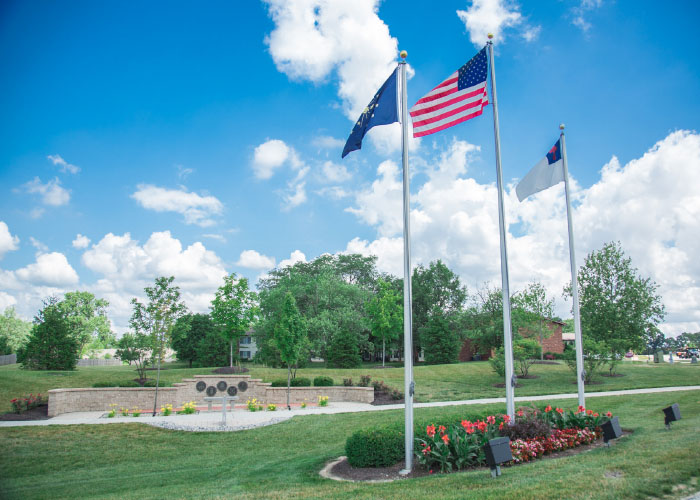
[459,318,565,362]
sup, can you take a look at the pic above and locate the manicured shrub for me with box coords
[290,377,311,387]
[270,379,287,387]
[358,375,372,387]
[342,377,353,387]
[313,376,334,387]
[345,426,404,467]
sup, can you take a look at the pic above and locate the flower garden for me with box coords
[416,404,613,473]
[345,403,617,474]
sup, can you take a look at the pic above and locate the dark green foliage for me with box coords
[0,335,11,355]
[19,298,79,370]
[489,347,506,377]
[412,260,467,361]
[92,380,141,388]
[313,375,334,386]
[567,241,665,352]
[195,327,229,367]
[171,314,210,368]
[326,329,361,368]
[513,337,542,377]
[345,426,405,467]
[342,377,353,386]
[563,338,609,383]
[289,377,311,387]
[422,307,459,365]
[358,375,371,387]
[270,379,288,387]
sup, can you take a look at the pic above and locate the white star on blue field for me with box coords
[1,0,699,334]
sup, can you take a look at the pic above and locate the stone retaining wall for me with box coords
[48,374,374,417]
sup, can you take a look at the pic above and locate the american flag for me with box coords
[410,47,489,138]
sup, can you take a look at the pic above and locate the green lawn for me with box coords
[1,360,698,413]
[1,391,699,499]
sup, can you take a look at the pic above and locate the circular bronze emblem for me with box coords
[237,381,248,392]
[195,381,206,392]
[206,386,216,397]
[216,381,228,392]
[227,386,238,396]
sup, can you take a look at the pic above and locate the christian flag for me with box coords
[516,139,565,202]
[409,47,489,138]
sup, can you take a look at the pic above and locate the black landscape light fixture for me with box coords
[601,416,622,447]
[483,437,512,478]
[662,403,681,429]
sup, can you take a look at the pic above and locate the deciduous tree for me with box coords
[274,292,308,409]
[366,278,402,367]
[210,273,259,368]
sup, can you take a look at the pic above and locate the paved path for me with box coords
[1,385,698,431]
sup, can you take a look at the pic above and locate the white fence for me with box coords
[0,354,17,365]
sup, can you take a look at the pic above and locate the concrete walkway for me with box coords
[1,385,698,431]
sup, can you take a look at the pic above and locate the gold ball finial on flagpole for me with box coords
[560,123,565,130]
[400,50,407,59]
[488,33,494,39]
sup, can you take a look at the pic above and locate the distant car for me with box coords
[676,348,699,359]
[625,351,634,358]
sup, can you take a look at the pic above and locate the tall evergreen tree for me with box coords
[19,298,79,370]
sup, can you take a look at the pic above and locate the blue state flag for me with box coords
[516,139,565,201]
[342,68,399,158]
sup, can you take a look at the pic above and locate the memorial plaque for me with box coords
[237,381,248,392]
[206,385,217,397]
[227,386,238,396]
[217,381,228,392]
[196,381,207,392]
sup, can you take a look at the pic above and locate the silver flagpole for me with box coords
[487,34,515,420]
[398,50,415,474]
[559,124,586,408]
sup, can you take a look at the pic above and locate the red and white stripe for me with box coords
[409,73,489,138]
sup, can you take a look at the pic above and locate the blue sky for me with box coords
[1,0,699,335]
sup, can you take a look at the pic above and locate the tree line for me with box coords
[1,241,679,379]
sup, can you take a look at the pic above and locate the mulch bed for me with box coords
[0,404,49,421]
[571,380,604,385]
[601,373,626,377]
[371,390,404,406]
[212,366,250,374]
[533,360,561,365]
[328,430,632,482]
[518,374,539,379]
[493,383,523,388]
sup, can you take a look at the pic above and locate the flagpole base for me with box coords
[399,468,412,476]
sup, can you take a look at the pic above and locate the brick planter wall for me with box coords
[48,375,374,417]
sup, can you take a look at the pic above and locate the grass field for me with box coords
[1,390,698,499]
[1,359,698,413]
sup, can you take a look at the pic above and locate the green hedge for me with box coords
[91,380,168,388]
[313,376,334,386]
[345,425,405,467]
[270,377,312,387]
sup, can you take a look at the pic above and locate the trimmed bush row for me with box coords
[269,376,335,387]
[92,380,169,388]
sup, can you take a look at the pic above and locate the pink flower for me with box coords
[578,405,585,413]
[503,414,511,423]
[606,411,612,417]
[545,405,552,412]
[556,407,564,414]
[487,415,495,425]
[426,425,436,437]
[441,434,450,444]
[438,425,446,435]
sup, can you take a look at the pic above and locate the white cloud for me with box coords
[15,252,79,287]
[346,160,403,237]
[320,161,351,183]
[131,184,223,227]
[253,139,292,179]
[317,186,351,200]
[81,231,229,331]
[282,180,307,211]
[570,0,603,32]
[343,130,700,337]
[265,0,413,156]
[177,165,194,180]
[237,250,276,270]
[201,233,226,243]
[29,237,48,253]
[0,222,19,259]
[47,154,80,174]
[457,0,540,47]
[30,208,45,219]
[72,234,91,249]
[312,135,345,150]
[23,177,70,206]
[278,250,307,269]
